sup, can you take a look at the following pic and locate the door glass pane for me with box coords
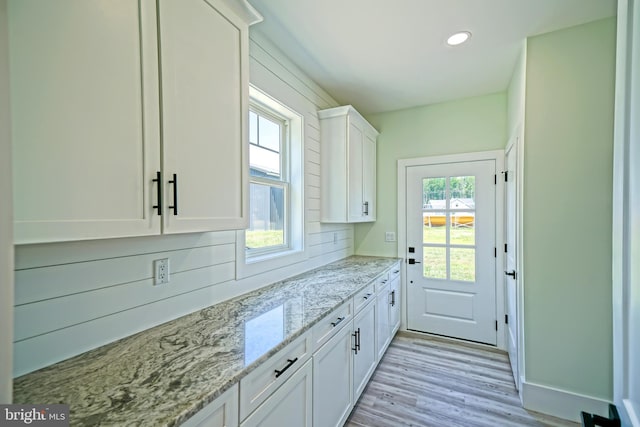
[450,213,475,245]
[423,246,446,279]
[450,248,475,282]
[449,176,475,207]
[423,211,446,244]
[423,177,446,209]
[247,183,285,249]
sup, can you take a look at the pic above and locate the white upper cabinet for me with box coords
[9,0,162,243]
[8,0,260,244]
[158,0,249,234]
[318,106,378,223]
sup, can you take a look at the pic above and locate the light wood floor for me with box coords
[345,333,579,427]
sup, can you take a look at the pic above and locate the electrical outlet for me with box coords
[154,258,170,285]
[385,232,396,242]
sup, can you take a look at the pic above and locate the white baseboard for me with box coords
[623,399,640,427]
[521,381,612,422]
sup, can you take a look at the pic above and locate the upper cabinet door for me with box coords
[9,0,161,244]
[362,131,377,221]
[158,0,249,234]
[347,122,364,222]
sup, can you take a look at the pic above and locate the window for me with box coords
[237,85,305,275]
[247,106,289,254]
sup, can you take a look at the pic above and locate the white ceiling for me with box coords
[248,0,617,114]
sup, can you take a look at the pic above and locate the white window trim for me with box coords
[236,85,306,279]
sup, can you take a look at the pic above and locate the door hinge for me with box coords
[501,170,508,182]
[505,314,509,324]
[495,320,498,331]
[504,243,508,253]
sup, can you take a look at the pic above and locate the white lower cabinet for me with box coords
[182,384,238,427]
[376,280,392,360]
[240,359,313,427]
[389,274,401,336]
[312,322,353,427]
[352,300,377,402]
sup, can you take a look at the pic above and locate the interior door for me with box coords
[505,141,519,386]
[406,160,497,345]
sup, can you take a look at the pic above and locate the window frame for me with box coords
[236,85,306,279]
[247,104,290,256]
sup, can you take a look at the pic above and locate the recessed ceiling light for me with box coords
[447,31,471,46]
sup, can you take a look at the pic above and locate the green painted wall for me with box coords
[523,18,616,399]
[354,93,507,256]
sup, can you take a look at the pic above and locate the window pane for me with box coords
[423,212,446,244]
[423,246,446,279]
[249,111,258,144]
[450,213,475,245]
[450,248,475,282]
[247,183,285,249]
[423,177,446,209]
[449,176,475,207]
[250,145,280,178]
[258,115,281,152]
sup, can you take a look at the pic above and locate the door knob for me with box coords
[408,258,421,264]
[505,270,517,279]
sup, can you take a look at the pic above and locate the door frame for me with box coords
[505,132,525,392]
[398,150,506,350]
[613,0,640,424]
[0,0,14,403]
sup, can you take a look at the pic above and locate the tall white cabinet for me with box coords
[318,105,378,223]
[8,0,260,244]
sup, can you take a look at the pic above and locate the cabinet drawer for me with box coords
[311,300,353,352]
[389,263,401,282]
[374,272,390,293]
[240,330,312,421]
[353,284,375,313]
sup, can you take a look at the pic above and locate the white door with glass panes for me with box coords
[406,160,497,345]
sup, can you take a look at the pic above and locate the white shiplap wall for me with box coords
[13,31,354,377]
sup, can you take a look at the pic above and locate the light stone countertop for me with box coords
[13,255,400,426]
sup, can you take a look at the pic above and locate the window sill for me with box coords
[236,232,307,279]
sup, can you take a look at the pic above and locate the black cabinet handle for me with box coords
[352,331,358,354]
[152,171,162,215]
[363,293,372,300]
[168,173,178,215]
[356,328,361,351]
[331,317,345,327]
[505,270,517,279]
[274,357,298,378]
[391,290,396,307]
[363,201,369,215]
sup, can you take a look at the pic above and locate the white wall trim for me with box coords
[397,150,506,350]
[612,0,640,425]
[0,0,14,403]
[521,381,612,422]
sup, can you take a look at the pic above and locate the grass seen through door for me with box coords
[423,225,475,282]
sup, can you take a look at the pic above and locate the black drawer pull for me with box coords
[331,316,345,327]
[168,173,178,215]
[152,171,162,215]
[363,293,372,300]
[274,357,298,378]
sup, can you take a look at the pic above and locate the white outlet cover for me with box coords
[385,232,396,242]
